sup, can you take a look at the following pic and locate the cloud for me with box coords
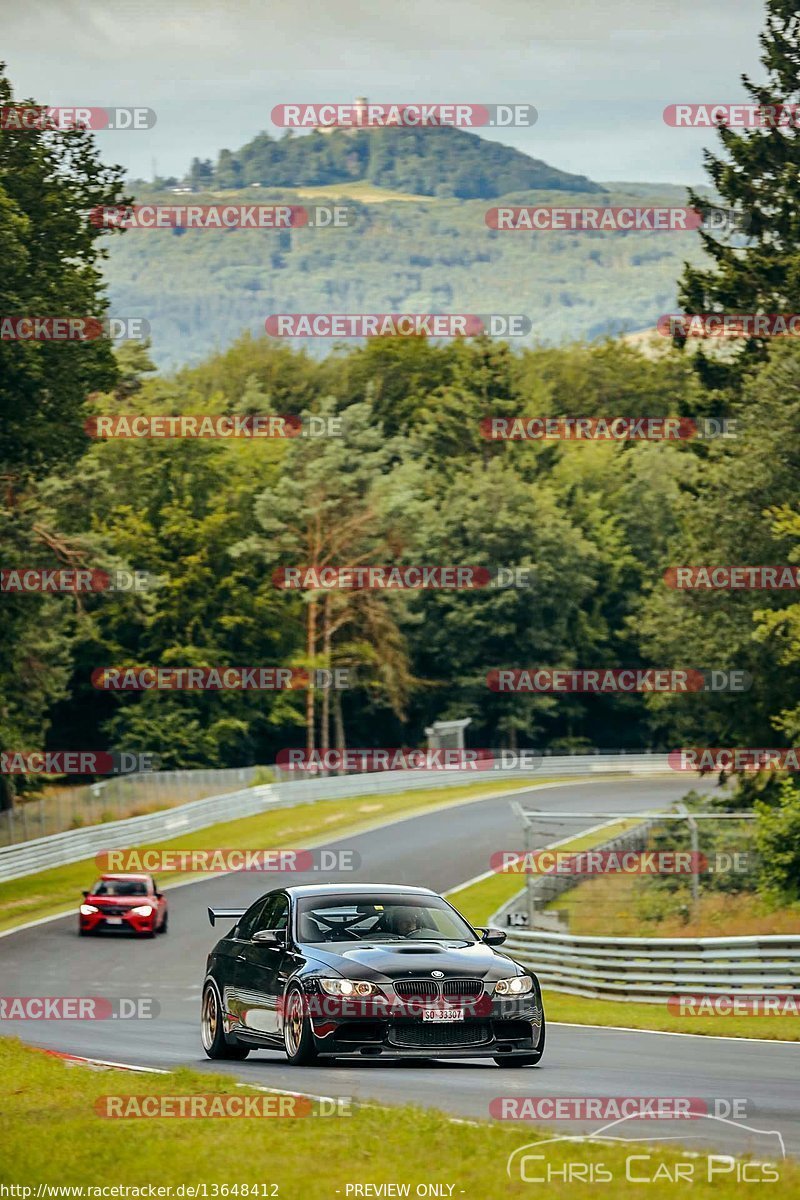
[1,0,766,181]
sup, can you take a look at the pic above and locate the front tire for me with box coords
[201,981,250,1060]
[283,985,318,1065]
[158,912,169,934]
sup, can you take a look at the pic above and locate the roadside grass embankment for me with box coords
[0,1037,793,1197]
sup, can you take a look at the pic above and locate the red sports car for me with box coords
[79,873,168,937]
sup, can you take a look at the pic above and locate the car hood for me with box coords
[88,895,152,905]
[299,939,518,981]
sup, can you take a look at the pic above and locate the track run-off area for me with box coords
[1,777,798,1159]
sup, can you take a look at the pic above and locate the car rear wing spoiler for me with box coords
[208,907,245,927]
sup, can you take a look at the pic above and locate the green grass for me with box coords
[0,1037,793,1195]
[444,820,800,1042]
[1,776,556,933]
[202,180,436,203]
[542,989,800,1041]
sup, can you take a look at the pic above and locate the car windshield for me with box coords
[295,894,477,944]
[92,879,148,896]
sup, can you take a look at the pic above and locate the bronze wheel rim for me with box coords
[284,990,304,1056]
[201,985,218,1050]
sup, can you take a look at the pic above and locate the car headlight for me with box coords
[318,978,380,997]
[494,975,534,996]
[80,904,98,916]
[130,905,155,917]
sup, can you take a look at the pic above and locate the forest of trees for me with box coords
[4,327,800,776]
[1,1,800,897]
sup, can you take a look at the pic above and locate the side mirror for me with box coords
[482,927,507,946]
[252,928,285,945]
[155,892,163,900]
[82,890,90,899]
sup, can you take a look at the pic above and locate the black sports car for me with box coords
[201,883,545,1066]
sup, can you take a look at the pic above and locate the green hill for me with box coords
[210,125,605,198]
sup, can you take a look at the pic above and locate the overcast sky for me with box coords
[1,0,767,185]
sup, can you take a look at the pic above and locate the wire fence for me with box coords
[0,767,259,847]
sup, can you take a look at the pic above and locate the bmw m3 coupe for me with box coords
[201,883,544,1066]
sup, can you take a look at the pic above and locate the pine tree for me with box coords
[678,2,800,387]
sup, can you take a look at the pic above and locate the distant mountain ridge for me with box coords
[208,125,605,200]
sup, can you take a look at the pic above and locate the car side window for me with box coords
[253,895,278,934]
[252,893,289,935]
[237,896,272,940]
[270,895,289,933]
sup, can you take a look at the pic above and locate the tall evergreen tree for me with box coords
[679,1,800,388]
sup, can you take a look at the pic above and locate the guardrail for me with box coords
[499,928,800,1002]
[0,752,672,884]
[0,766,259,847]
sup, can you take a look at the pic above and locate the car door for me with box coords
[233,893,290,1038]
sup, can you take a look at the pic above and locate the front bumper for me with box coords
[80,908,158,934]
[305,992,543,1058]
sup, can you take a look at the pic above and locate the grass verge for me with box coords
[0,1037,793,1196]
[1,776,556,934]
[548,873,800,937]
[541,989,800,1041]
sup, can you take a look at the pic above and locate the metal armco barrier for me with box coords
[500,928,800,1002]
[0,753,671,883]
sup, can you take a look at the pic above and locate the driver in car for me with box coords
[385,906,443,938]
[389,907,421,937]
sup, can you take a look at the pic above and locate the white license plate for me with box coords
[105,917,123,925]
[422,1008,464,1022]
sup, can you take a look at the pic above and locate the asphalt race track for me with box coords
[2,777,798,1160]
